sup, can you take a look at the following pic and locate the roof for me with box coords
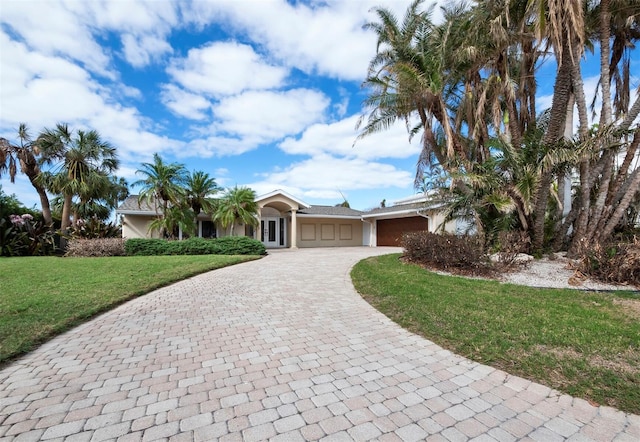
[297,205,363,218]
[116,195,160,215]
[256,189,309,209]
[361,201,436,219]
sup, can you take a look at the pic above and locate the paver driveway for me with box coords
[1,247,638,441]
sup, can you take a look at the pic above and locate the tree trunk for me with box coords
[598,0,612,128]
[531,42,574,252]
[599,167,640,241]
[60,193,73,231]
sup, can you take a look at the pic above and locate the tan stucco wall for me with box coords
[428,212,457,233]
[121,215,161,239]
[296,218,363,248]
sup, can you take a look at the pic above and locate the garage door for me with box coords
[377,216,429,246]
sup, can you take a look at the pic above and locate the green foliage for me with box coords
[0,215,56,257]
[65,238,126,257]
[214,186,259,234]
[124,236,266,256]
[213,236,266,255]
[66,217,121,239]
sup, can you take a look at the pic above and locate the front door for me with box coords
[261,218,283,248]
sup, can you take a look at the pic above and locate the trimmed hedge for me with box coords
[124,236,266,256]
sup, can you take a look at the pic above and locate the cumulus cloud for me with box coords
[253,154,413,194]
[167,41,288,97]
[121,34,173,68]
[161,84,211,120]
[279,115,421,160]
[212,89,330,141]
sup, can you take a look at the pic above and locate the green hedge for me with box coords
[124,237,266,256]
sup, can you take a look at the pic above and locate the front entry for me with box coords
[261,217,286,248]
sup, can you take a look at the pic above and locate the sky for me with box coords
[0,0,637,214]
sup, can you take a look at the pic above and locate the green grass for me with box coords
[351,254,640,415]
[0,254,259,365]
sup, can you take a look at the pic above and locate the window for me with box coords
[279,218,285,246]
[201,220,216,238]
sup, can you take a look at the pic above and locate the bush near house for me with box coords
[124,236,266,256]
[401,231,489,273]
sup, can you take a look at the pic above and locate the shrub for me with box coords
[491,230,531,268]
[401,231,489,273]
[214,236,266,255]
[65,238,126,257]
[576,237,640,287]
[67,218,122,239]
[0,215,56,257]
[124,238,169,256]
[124,236,266,256]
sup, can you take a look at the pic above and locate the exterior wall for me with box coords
[296,218,363,248]
[121,215,161,239]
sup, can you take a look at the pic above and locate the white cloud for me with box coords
[0,0,114,78]
[252,154,413,195]
[121,34,173,68]
[167,41,288,97]
[279,115,420,160]
[161,84,211,120]
[212,89,330,141]
[182,0,443,82]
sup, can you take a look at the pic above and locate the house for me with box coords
[116,189,461,248]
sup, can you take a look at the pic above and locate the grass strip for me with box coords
[0,254,259,365]
[351,253,640,415]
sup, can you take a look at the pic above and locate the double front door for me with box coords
[261,217,286,248]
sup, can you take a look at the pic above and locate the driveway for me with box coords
[1,247,638,441]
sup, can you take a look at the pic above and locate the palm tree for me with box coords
[132,153,187,237]
[36,124,118,230]
[213,186,258,236]
[0,124,53,225]
[185,170,221,223]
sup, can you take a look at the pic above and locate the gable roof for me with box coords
[117,196,160,215]
[298,205,363,218]
[255,189,309,208]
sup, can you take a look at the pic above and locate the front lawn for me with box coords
[351,253,640,415]
[0,254,259,365]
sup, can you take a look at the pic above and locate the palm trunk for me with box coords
[531,42,574,252]
[599,168,640,241]
[60,193,73,231]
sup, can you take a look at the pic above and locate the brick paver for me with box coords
[1,247,638,441]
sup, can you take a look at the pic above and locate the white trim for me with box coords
[361,208,423,219]
[256,189,310,208]
[116,209,160,216]
[296,213,362,220]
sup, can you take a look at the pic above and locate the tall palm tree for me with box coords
[0,124,53,225]
[132,153,188,237]
[36,124,118,230]
[213,186,258,236]
[185,170,221,220]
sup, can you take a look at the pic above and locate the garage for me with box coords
[376,216,429,246]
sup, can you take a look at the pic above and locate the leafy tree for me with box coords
[36,124,119,231]
[359,0,640,254]
[132,153,188,238]
[214,186,258,236]
[0,124,53,225]
[185,170,221,224]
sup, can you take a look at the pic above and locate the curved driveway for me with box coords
[1,247,638,441]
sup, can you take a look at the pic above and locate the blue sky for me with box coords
[1,0,435,212]
[1,1,636,213]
